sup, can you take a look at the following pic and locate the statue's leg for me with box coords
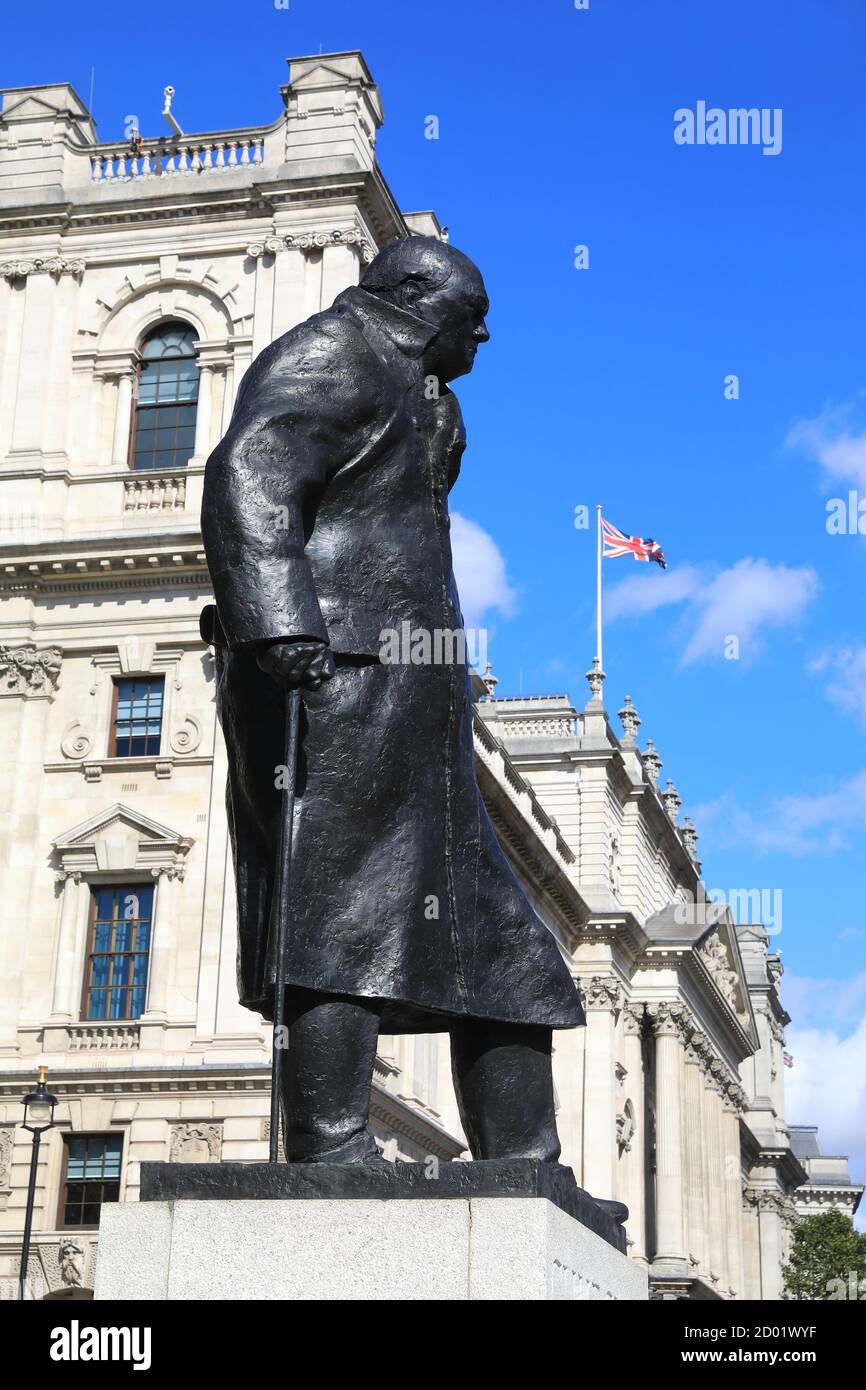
[280,991,382,1164]
[449,1020,561,1163]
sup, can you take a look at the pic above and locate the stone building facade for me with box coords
[0,51,859,1301]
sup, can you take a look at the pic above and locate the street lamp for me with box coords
[19,1065,58,1301]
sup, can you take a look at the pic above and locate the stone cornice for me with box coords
[369,1084,464,1160]
[0,169,404,250]
[0,538,209,596]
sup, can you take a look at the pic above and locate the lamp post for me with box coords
[18,1065,58,1301]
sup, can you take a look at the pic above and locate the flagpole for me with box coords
[596,504,603,670]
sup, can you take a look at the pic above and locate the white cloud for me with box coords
[450,513,517,630]
[682,559,817,664]
[607,558,818,666]
[784,1013,866,1228]
[786,398,866,490]
[809,645,866,725]
[693,767,866,856]
[605,564,702,620]
[784,971,866,1033]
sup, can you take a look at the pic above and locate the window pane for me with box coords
[85,886,153,1021]
[133,322,199,467]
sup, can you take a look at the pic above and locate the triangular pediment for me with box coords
[1,84,90,122]
[54,802,187,849]
[290,61,356,90]
[53,803,193,878]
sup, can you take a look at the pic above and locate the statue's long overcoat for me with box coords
[201,285,583,1033]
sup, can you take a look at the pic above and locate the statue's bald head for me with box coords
[360,235,489,382]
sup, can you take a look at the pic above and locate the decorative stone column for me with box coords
[749,1190,787,1301]
[192,365,214,460]
[683,1029,709,1275]
[580,976,622,1201]
[140,868,182,1029]
[111,372,135,465]
[704,1061,728,1290]
[620,1004,646,1263]
[722,1085,746,1298]
[49,870,84,1019]
[650,1001,687,1269]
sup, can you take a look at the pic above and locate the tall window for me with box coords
[59,1135,123,1229]
[111,676,164,757]
[132,320,199,470]
[82,885,153,1021]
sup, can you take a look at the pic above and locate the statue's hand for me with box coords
[256,639,335,690]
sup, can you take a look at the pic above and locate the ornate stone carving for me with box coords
[59,1238,86,1288]
[578,975,623,1013]
[480,661,499,698]
[681,816,699,860]
[60,719,93,760]
[0,257,85,279]
[744,1188,788,1215]
[284,226,376,263]
[642,739,662,787]
[648,1000,688,1039]
[0,1125,13,1191]
[622,1003,645,1035]
[661,779,681,821]
[169,1122,222,1163]
[246,236,287,258]
[618,694,641,744]
[248,227,376,263]
[169,713,202,754]
[616,1098,636,1154]
[707,1058,733,1096]
[151,864,186,883]
[585,656,605,700]
[700,929,741,1013]
[0,644,62,694]
[684,1027,710,1066]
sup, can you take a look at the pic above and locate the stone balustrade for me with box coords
[66,1022,140,1051]
[123,474,187,514]
[90,134,265,184]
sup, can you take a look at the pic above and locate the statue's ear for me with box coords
[401,280,422,310]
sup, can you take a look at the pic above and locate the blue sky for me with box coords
[8,0,866,1198]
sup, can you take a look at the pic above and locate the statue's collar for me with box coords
[334,286,438,359]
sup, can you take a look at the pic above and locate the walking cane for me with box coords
[269,685,303,1163]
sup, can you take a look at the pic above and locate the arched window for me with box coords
[132,321,199,470]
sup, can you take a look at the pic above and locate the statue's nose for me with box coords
[475,319,490,344]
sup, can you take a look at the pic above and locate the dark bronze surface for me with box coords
[200,236,586,1166]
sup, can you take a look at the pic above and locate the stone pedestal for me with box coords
[94,1161,647,1302]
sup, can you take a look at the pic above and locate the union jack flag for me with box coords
[602,517,667,569]
[783,1052,793,1068]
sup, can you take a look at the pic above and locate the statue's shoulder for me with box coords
[235,306,379,409]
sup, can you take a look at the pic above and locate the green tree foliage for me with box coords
[782,1210,866,1300]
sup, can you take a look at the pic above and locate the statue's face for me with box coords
[407,264,490,383]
